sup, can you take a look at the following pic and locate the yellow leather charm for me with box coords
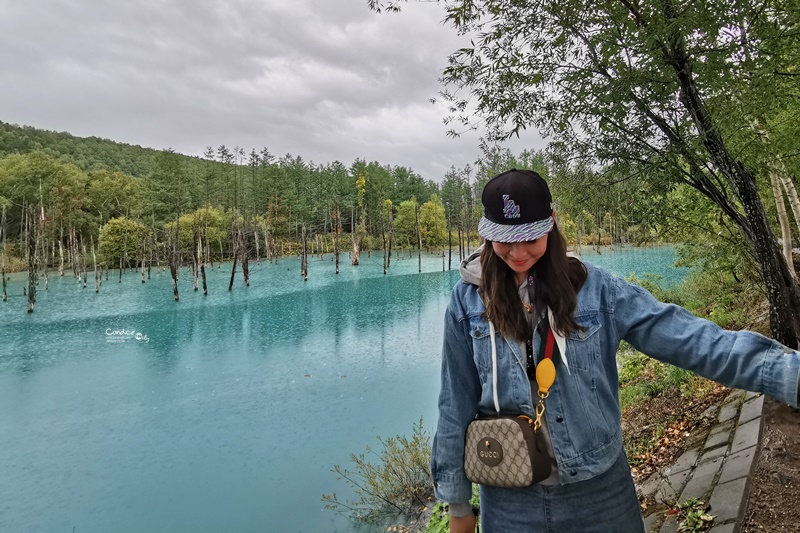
[536,358,556,394]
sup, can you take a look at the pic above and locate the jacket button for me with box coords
[570,470,577,476]
[579,331,585,339]
[556,415,564,423]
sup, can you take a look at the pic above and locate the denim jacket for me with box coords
[432,261,800,504]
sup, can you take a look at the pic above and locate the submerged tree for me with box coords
[352,172,367,266]
[26,206,39,312]
[1,196,8,302]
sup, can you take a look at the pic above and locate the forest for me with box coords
[1,110,798,322]
[1,101,798,317]
[0,120,664,304]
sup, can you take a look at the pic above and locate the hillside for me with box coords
[0,120,199,178]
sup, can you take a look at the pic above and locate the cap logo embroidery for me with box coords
[502,195,521,219]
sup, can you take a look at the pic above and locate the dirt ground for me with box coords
[741,397,800,532]
[625,382,731,485]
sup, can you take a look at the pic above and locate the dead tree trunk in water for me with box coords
[228,231,239,292]
[447,211,453,271]
[435,211,444,272]
[21,201,27,265]
[199,233,207,295]
[264,220,272,263]
[205,228,212,272]
[351,205,360,266]
[170,259,179,301]
[387,205,394,269]
[169,229,179,302]
[81,240,87,288]
[334,207,341,275]
[26,208,38,313]
[229,216,238,291]
[169,233,179,302]
[1,204,7,302]
[70,225,78,279]
[228,249,239,290]
[241,223,250,287]
[416,204,422,273]
[193,226,200,292]
[58,221,64,276]
[119,225,127,284]
[147,232,153,280]
[301,224,308,282]
[92,236,99,293]
[458,223,463,264]
[465,210,471,256]
[381,202,387,275]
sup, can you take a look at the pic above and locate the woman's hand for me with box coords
[449,512,478,533]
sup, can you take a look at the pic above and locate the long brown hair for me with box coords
[479,221,587,341]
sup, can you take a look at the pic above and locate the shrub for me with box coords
[424,483,480,533]
[322,418,434,525]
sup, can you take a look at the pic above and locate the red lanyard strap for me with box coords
[544,327,555,361]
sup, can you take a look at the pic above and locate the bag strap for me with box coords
[488,320,556,416]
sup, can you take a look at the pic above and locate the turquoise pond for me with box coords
[0,246,688,532]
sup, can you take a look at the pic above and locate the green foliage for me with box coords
[98,217,152,266]
[0,120,158,177]
[618,353,697,413]
[163,206,230,257]
[0,151,90,232]
[632,246,767,333]
[84,169,144,233]
[676,498,715,532]
[373,0,800,343]
[393,198,419,246]
[617,347,648,386]
[423,483,480,533]
[392,195,449,249]
[423,502,450,533]
[145,149,189,224]
[625,273,687,308]
[322,418,434,525]
[558,212,578,245]
[419,194,447,248]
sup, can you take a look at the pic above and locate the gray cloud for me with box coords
[0,0,545,181]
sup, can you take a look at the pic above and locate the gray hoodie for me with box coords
[459,246,483,287]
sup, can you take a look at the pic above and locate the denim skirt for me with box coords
[479,448,645,533]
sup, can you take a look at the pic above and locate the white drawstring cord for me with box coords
[489,321,500,414]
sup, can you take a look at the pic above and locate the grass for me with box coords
[618,352,700,412]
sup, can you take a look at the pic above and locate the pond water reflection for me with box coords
[0,246,687,532]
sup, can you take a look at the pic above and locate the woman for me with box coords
[432,168,800,532]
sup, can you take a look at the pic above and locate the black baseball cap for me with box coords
[478,168,554,243]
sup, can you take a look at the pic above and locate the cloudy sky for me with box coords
[0,0,545,182]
